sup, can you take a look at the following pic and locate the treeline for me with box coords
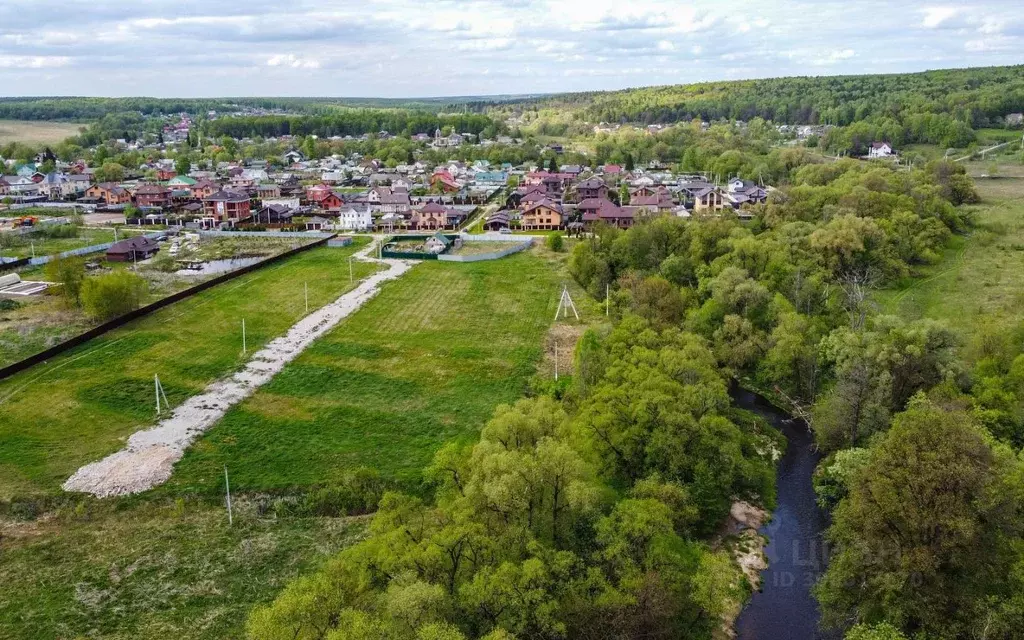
[200,111,501,140]
[513,65,1024,129]
[0,96,477,121]
[248,321,779,640]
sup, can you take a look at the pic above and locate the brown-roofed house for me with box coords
[106,235,160,262]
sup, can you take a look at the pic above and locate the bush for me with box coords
[80,271,148,321]
[546,232,565,252]
[274,467,390,517]
[0,298,21,312]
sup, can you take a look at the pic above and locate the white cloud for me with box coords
[0,55,71,68]
[921,7,958,28]
[266,54,320,69]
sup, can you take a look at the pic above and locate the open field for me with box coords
[163,246,595,495]
[0,240,379,498]
[0,119,84,145]
[0,244,595,640]
[876,161,1024,337]
[0,498,366,640]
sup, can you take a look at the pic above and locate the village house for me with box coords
[576,177,609,201]
[483,210,511,232]
[191,179,219,199]
[0,177,9,196]
[413,201,451,230]
[336,205,372,231]
[629,192,675,214]
[106,236,160,262]
[318,191,345,213]
[254,203,294,225]
[868,142,894,158]
[203,190,252,224]
[579,198,634,229]
[256,183,282,199]
[134,184,172,208]
[86,182,131,205]
[521,199,564,231]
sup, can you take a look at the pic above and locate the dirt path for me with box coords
[63,239,413,497]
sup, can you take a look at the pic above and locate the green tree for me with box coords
[80,271,148,321]
[175,154,191,177]
[44,255,86,306]
[94,162,125,183]
[545,232,564,252]
[817,399,1024,638]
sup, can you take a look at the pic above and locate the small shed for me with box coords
[425,232,453,254]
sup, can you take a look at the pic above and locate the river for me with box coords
[733,388,837,640]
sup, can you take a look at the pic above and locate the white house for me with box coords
[8,176,40,195]
[335,205,373,231]
[868,142,894,158]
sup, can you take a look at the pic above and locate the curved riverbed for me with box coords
[733,388,837,640]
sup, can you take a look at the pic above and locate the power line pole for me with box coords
[304,282,308,314]
[224,465,233,526]
[242,319,247,355]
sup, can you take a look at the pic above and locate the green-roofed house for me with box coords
[167,175,197,188]
[425,231,453,255]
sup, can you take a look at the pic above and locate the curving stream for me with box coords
[732,388,838,640]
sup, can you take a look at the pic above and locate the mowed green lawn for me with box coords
[876,165,1024,335]
[0,241,380,499]
[163,249,568,495]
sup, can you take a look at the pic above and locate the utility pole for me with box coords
[242,319,247,355]
[349,257,353,283]
[304,282,308,314]
[554,343,559,380]
[224,465,233,526]
[606,283,609,317]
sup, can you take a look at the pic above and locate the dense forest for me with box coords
[199,111,501,140]
[499,65,1024,128]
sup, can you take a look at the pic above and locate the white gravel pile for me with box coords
[63,241,412,497]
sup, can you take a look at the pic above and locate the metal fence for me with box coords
[438,240,532,263]
[199,230,335,239]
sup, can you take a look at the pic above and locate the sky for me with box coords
[0,0,1022,98]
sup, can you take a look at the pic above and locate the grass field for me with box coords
[0,241,380,499]
[162,246,591,495]
[0,498,366,640]
[876,161,1024,337]
[0,119,84,145]
[0,244,593,640]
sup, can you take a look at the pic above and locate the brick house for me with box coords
[521,199,564,230]
[85,182,131,205]
[134,184,172,208]
[203,190,252,223]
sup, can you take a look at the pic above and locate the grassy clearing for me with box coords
[163,245,598,495]
[0,119,84,145]
[0,240,380,499]
[0,498,366,640]
[876,162,1024,336]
